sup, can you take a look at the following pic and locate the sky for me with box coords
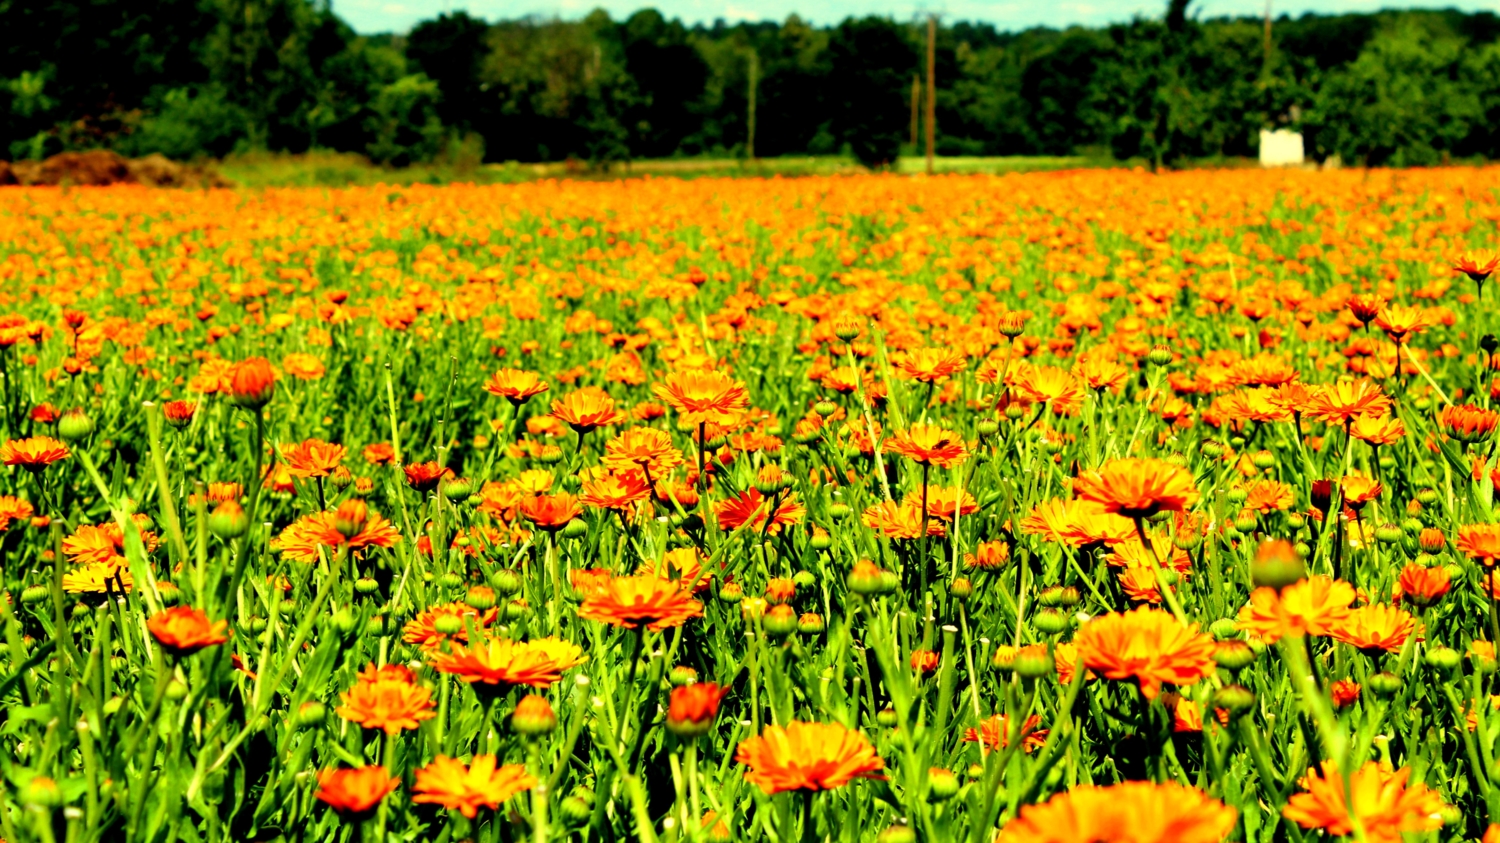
[333,0,1498,34]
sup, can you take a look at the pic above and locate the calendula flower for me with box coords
[1396,563,1450,607]
[1457,523,1500,565]
[518,493,583,530]
[964,539,1011,570]
[997,780,1236,843]
[1350,413,1406,446]
[1073,458,1199,521]
[1331,604,1415,654]
[336,663,436,735]
[884,424,968,468]
[1283,761,1444,843]
[1,436,69,471]
[551,386,625,433]
[147,606,230,657]
[1074,607,1216,700]
[403,602,499,649]
[1454,249,1500,283]
[667,682,728,737]
[861,498,945,539]
[602,427,683,477]
[579,471,652,511]
[1306,379,1391,427]
[412,755,536,819]
[223,357,276,409]
[281,438,346,478]
[1372,304,1428,343]
[578,573,704,630]
[735,721,884,794]
[483,368,550,405]
[314,766,398,821]
[897,347,967,383]
[427,636,586,688]
[1437,404,1500,444]
[963,714,1047,752]
[270,509,400,562]
[1237,576,1356,643]
[651,369,750,426]
[713,488,805,534]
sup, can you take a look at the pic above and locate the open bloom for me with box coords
[336,663,436,735]
[1074,607,1216,700]
[884,424,968,468]
[282,439,347,478]
[1457,523,1500,565]
[578,573,704,630]
[147,607,230,657]
[602,427,683,477]
[1,436,69,471]
[997,780,1237,843]
[483,368,550,405]
[1283,761,1444,843]
[1237,576,1356,643]
[551,386,625,433]
[1454,249,1500,283]
[1331,604,1415,654]
[713,489,805,535]
[736,721,884,794]
[270,509,400,562]
[1073,458,1199,520]
[315,766,398,820]
[427,636,586,688]
[963,714,1048,753]
[1437,404,1500,444]
[1306,379,1391,427]
[651,369,750,426]
[412,755,536,819]
[667,682,728,737]
[519,493,583,530]
[223,357,276,408]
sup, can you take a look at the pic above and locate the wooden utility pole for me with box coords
[925,16,936,175]
[910,75,921,149]
[747,49,759,160]
[1263,0,1272,73]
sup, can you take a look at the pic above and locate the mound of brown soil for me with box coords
[2,150,231,187]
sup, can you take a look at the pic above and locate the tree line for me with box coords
[4,0,1500,169]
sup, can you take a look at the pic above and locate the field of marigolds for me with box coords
[8,166,1500,843]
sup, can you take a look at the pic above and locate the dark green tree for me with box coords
[827,17,916,168]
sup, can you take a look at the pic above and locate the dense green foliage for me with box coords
[6,1,1500,167]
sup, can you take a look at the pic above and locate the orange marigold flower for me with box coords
[884,424,968,468]
[519,493,583,530]
[579,471,652,511]
[427,636,586,688]
[1283,761,1444,843]
[713,488,805,535]
[1339,472,1382,509]
[270,509,400,562]
[336,663,436,735]
[1073,458,1199,521]
[314,766,398,821]
[1349,413,1406,446]
[963,714,1047,753]
[1457,523,1500,565]
[1331,604,1415,654]
[997,780,1236,843]
[1330,679,1361,709]
[1396,563,1450,607]
[412,755,536,819]
[551,386,625,433]
[1241,479,1293,514]
[964,539,1011,570]
[363,443,396,465]
[1346,293,1385,327]
[403,461,453,492]
[147,606,230,657]
[483,368,550,406]
[1237,576,1356,643]
[1372,304,1428,343]
[1454,249,1500,283]
[162,400,197,427]
[0,495,33,531]
[925,486,978,520]
[1306,379,1391,427]
[281,438,347,478]
[861,498,945,539]
[897,347,967,383]
[1,436,69,471]
[1074,607,1216,700]
[1010,364,1084,415]
[735,721,885,794]
[602,427,683,477]
[578,573,704,631]
[651,369,750,426]
[1437,404,1500,444]
[223,357,276,409]
[667,682,728,737]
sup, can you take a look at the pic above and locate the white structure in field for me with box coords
[1259,129,1305,167]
